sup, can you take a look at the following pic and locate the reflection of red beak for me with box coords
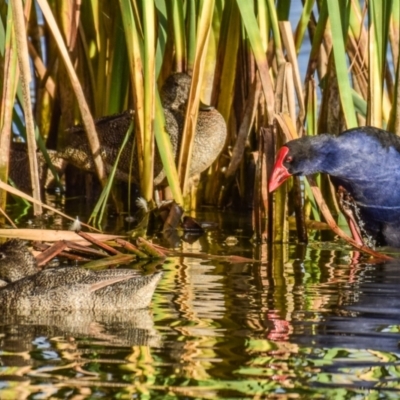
[268,147,292,192]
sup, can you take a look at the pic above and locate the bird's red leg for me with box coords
[337,186,365,246]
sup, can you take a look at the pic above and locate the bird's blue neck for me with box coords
[319,133,400,208]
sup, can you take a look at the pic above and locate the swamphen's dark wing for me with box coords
[269,127,400,247]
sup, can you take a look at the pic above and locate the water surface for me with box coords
[1,211,400,399]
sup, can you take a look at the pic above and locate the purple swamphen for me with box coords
[268,126,400,248]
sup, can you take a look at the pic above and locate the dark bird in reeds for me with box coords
[0,239,162,310]
[8,142,67,193]
[269,127,400,248]
[60,73,227,185]
[8,73,226,192]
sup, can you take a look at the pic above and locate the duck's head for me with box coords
[0,239,38,283]
[161,73,192,111]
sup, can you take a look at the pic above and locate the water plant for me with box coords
[0,1,398,242]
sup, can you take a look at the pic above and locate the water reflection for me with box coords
[1,216,400,398]
[0,309,161,398]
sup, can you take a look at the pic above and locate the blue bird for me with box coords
[269,127,400,247]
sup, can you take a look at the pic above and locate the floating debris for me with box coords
[69,216,82,232]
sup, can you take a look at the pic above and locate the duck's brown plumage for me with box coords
[59,73,227,185]
[8,73,226,192]
[0,239,162,310]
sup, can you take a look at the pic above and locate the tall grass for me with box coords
[0,0,398,238]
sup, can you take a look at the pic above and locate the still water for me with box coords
[1,210,400,399]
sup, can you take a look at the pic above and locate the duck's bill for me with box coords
[268,147,292,192]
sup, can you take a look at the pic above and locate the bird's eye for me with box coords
[286,156,293,163]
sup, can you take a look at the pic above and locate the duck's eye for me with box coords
[285,156,293,163]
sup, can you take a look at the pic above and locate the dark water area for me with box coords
[1,209,400,399]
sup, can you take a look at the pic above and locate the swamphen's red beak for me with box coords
[268,146,292,192]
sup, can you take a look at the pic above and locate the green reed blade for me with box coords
[326,0,357,129]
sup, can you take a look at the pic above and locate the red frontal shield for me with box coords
[269,147,292,192]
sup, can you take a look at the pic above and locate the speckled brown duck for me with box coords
[8,142,67,193]
[0,239,162,310]
[0,238,37,287]
[59,73,227,185]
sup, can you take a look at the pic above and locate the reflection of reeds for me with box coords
[1,1,399,238]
